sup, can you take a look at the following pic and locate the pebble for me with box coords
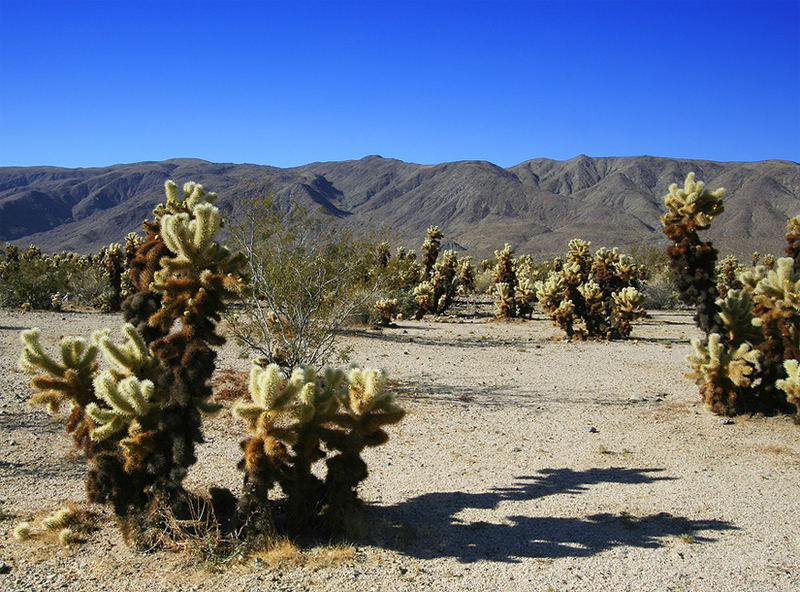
[718,417,734,425]
[584,426,598,433]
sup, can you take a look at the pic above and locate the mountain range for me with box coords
[1,155,798,260]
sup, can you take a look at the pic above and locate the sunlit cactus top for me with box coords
[752,257,800,311]
[685,333,760,389]
[660,172,725,230]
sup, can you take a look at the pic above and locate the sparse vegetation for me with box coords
[0,240,137,312]
[226,184,385,371]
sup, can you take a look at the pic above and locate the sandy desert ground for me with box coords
[0,301,798,592]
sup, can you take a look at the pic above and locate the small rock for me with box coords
[253,557,263,567]
[718,417,734,425]
[7,440,16,446]
[584,427,598,433]
[628,394,646,402]
[0,562,10,574]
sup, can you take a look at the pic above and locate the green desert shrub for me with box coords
[226,186,385,371]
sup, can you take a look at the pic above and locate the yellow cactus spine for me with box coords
[13,522,32,541]
[660,171,725,231]
[776,360,800,416]
[86,374,160,441]
[41,506,75,530]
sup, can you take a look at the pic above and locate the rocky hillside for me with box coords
[1,155,798,258]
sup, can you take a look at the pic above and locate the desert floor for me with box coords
[0,302,798,592]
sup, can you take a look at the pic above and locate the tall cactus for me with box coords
[421,225,443,280]
[663,174,800,420]
[660,172,725,336]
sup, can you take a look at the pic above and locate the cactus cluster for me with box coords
[487,245,541,319]
[19,180,405,549]
[534,240,645,339]
[413,248,461,318]
[663,173,800,419]
[374,227,474,322]
[234,362,404,533]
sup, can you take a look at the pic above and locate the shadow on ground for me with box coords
[360,467,735,563]
[393,378,624,409]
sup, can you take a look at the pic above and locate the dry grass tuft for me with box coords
[309,544,356,567]
[256,536,303,566]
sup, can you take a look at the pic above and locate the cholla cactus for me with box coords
[515,277,536,318]
[86,375,161,442]
[41,507,76,531]
[458,256,475,294]
[488,246,545,319]
[661,172,725,231]
[535,241,643,339]
[716,290,763,347]
[493,282,515,319]
[13,522,32,541]
[20,180,254,545]
[491,244,518,318]
[101,243,126,312]
[413,282,434,318]
[374,298,398,326]
[663,174,800,421]
[421,225,443,280]
[752,258,800,312]
[611,286,646,337]
[19,328,102,450]
[686,334,761,415]
[660,172,726,336]
[412,249,461,318]
[234,361,404,533]
[716,255,743,296]
[58,528,80,547]
[429,250,460,312]
[776,360,800,417]
[785,215,800,267]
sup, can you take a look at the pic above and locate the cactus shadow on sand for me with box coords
[359,467,735,563]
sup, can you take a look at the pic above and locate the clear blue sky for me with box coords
[1,0,798,168]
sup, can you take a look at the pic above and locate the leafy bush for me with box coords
[226,187,384,371]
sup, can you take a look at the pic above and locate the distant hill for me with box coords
[1,155,798,259]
